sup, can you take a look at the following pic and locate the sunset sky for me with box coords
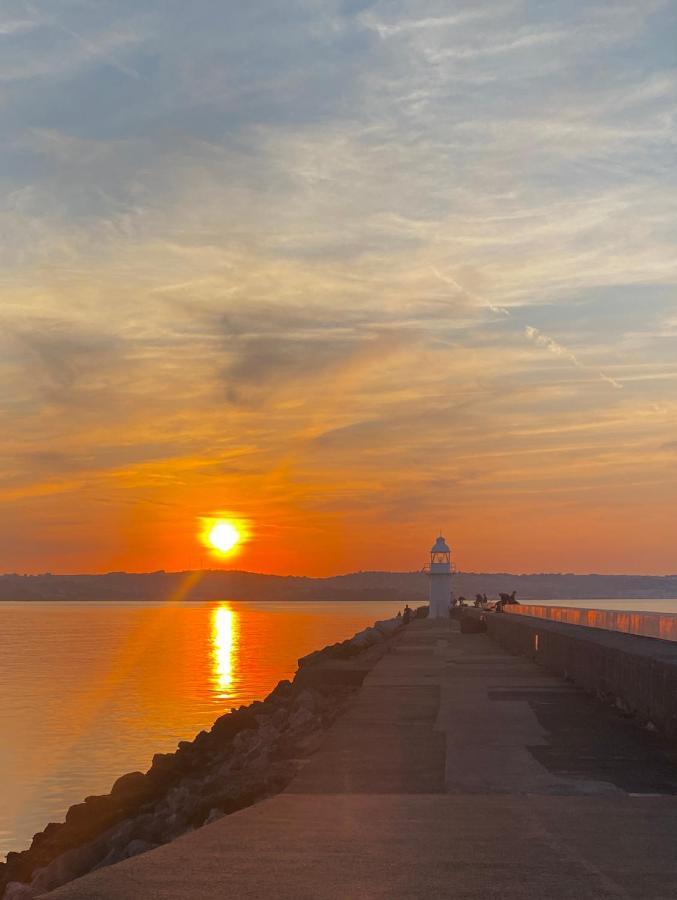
[1,1,676,576]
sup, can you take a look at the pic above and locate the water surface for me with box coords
[0,599,403,857]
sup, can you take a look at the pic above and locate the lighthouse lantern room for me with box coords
[428,535,452,618]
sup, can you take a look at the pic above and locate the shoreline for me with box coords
[1,612,411,899]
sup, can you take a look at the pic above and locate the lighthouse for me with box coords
[428,535,452,619]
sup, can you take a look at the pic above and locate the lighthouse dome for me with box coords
[431,535,450,553]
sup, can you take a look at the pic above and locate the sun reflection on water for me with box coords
[211,605,238,698]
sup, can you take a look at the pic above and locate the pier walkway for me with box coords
[47,620,677,899]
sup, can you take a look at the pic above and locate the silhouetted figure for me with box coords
[496,590,518,613]
[458,596,466,608]
[403,604,412,624]
[474,593,483,608]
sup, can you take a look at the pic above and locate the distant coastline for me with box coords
[1,570,676,602]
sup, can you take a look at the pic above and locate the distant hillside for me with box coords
[1,570,676,602]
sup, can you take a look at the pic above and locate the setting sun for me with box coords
[208,521,240,554]
[199,515,250,560]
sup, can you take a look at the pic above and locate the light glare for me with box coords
[208,521,240,553]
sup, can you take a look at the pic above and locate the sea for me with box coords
[1,596,676,857]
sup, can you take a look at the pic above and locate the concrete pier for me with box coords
[46,620,677,899]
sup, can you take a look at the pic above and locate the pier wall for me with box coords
[505,604,677,641]
[473,611,677,740]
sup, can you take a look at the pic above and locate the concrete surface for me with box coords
[482,609,677,740]
[45,621,677,899]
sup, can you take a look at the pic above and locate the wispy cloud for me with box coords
[525,326,623,389]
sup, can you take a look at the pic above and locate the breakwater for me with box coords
[30,617,677,900]
[0,616,406,900]
[468,608,677,740]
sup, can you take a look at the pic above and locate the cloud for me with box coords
[524,326,623,389]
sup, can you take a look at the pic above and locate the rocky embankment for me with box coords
[1,615,408,899]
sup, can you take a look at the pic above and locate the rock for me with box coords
[349,627,383,649]
[231,730,257,755]
[113,812,164,849]
[210,707,257,746]
[293,689,318,713]
[331,641,362,660]
[293,729,324,756]
[193,730,212,750]
[110,771,156,808]
[28,822,60,851]
[374,618,401,637]
[63,795,121,843]
[287,705,316,732]
[297,649,323,668]
[121,839,156,860]
[147,752,179,787]
[271,706,289,728]
[28,832,110,896]
[204,808,225,825]
[3,882,35,899]
[265,679,293,702]
[92,838,156,873]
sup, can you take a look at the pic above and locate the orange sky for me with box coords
[1,2,676,576]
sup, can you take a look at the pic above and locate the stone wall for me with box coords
[475,610,677,741]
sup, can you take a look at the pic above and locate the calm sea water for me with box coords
[0,599,405,857]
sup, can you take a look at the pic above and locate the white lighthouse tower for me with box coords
[428,535,452,618]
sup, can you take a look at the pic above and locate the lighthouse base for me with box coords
[429,575,452,619]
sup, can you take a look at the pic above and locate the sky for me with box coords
[1,0,676,576]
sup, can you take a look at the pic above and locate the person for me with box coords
[403,604,412,624]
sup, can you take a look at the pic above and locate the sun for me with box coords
[207,521,241,554]
[199,514,250,560]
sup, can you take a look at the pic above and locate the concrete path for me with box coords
[46,620,677,899]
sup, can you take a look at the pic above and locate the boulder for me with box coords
[147,752,179,787]
[374,618,401,637]
[120,839,156,860]
[204,808,225,825]
[287,706,317,733]
[63,795,121,843]
[110,771,155,808]
[3,881,35,899]
[210,707,257,746]
[27,831,110,897]
[265,679,293,704]
[293,689,319,714]
[349,627,383,649]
